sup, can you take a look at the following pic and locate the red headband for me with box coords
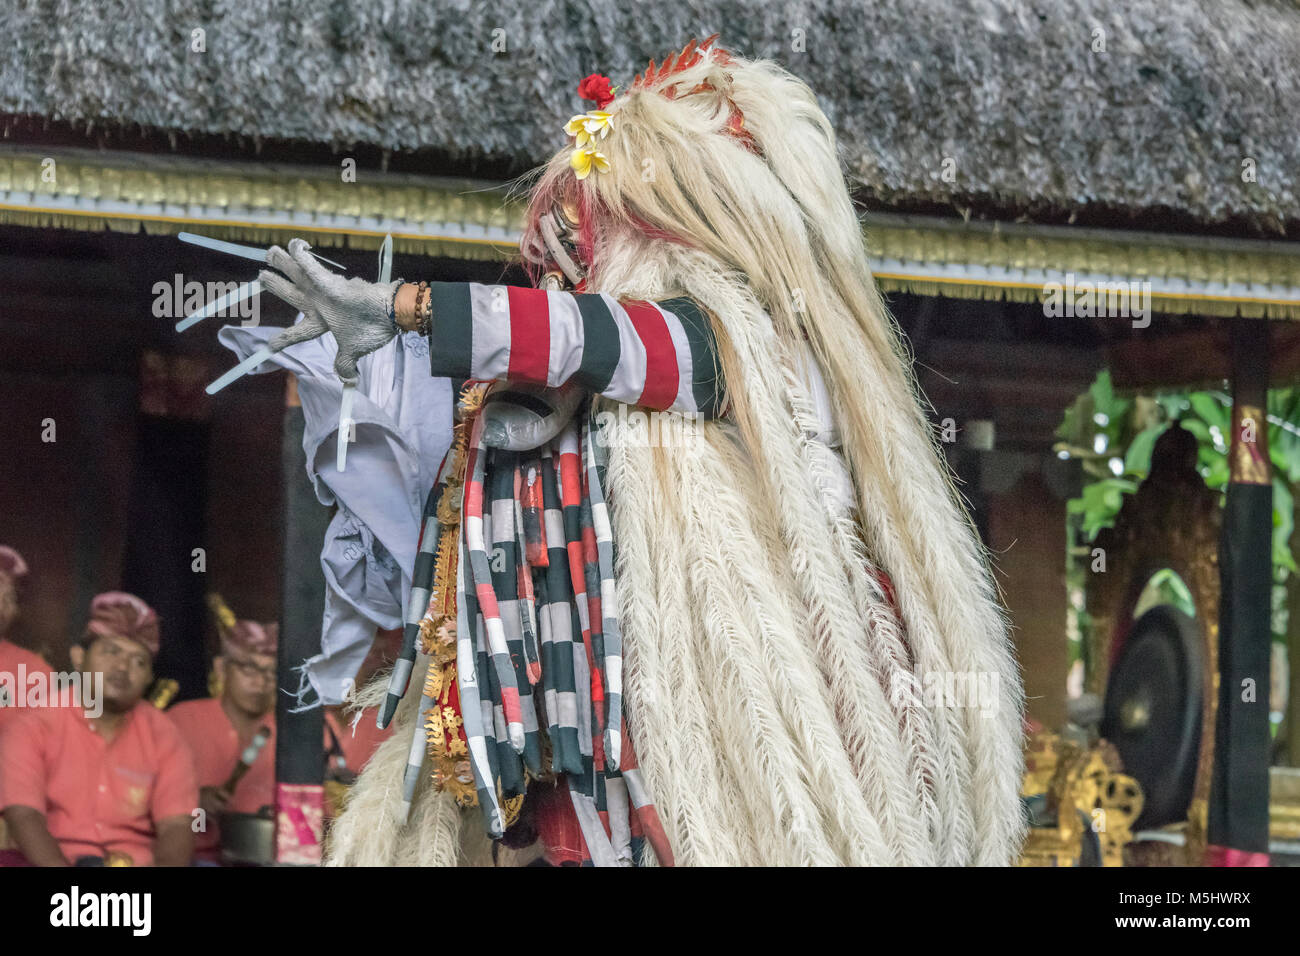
[85,591,160,657]
[224,619,278,656]
[0,546,28,584]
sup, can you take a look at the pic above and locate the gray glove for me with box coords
[260,238,402,384]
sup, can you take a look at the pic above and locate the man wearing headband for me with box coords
[167,618,278,863]
[0,546,48,738]
[0,592,197,866]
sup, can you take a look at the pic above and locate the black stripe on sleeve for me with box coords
[571,293,621,396]
[658,296,725,418]
[426,281,475,380]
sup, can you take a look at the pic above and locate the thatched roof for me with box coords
[3,0,1299,236]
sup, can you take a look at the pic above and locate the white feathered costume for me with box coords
[324,38,1025,867]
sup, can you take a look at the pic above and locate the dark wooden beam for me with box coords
[1207,317,1273,865]
[274,377,329,865]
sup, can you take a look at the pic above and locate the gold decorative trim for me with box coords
[1273,769,1300,841]
[420,382,490,810]
[0,146,523,261]
[1229,404,1271,485]
[4,147,1300,318]
[867,214,1300,319]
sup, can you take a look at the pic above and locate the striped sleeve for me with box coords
[425,283,726,419]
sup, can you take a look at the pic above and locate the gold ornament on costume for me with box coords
[207,593,237,635]
[415,381,528,830]
[206,593,238,698]
[1229,404,1271,486]
[419,382,489,809]
[147,678,180,710]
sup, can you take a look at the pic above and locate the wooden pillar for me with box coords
[274,375,330,865]
[1207,317,1272,864]
[980,451,1075,729]
[121,352,212,699]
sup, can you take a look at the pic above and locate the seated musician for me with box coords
[0,546,48,738]
[0,592,197,866]
[172,619,400,856]
[167,618,278,864]
[0,546,46,856]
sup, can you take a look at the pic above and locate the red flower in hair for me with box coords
[577,73,615,109]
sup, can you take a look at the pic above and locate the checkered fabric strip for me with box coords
[462,412,527,755]
[438,386,677,863]
[582,413,623,770]
[470,468,528,799]
[535,441,585,775]
[512,461,543,686]
[486,445,543,774]
[407,461,443,628]
[530,559,561,758]
[425,284,726,419]
[454,505,506,838]
[619,728,675,866]
[397,453,453,809]
[383,445,457,720]
[563,723,667,866]
[520,455,549,567]
[555,420,608,770]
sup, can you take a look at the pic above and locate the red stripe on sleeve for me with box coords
[506,286,552,384]
[621,300,679,410]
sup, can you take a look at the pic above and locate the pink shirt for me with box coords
[166,697,275,858]
[0,701,198,866]
[0,640,50,738]
[325,707,392,776]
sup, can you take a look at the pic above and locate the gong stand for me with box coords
[1088,422,1221,864]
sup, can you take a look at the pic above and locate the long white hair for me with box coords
[331,42,1025,866]
[522,43,1026,865]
